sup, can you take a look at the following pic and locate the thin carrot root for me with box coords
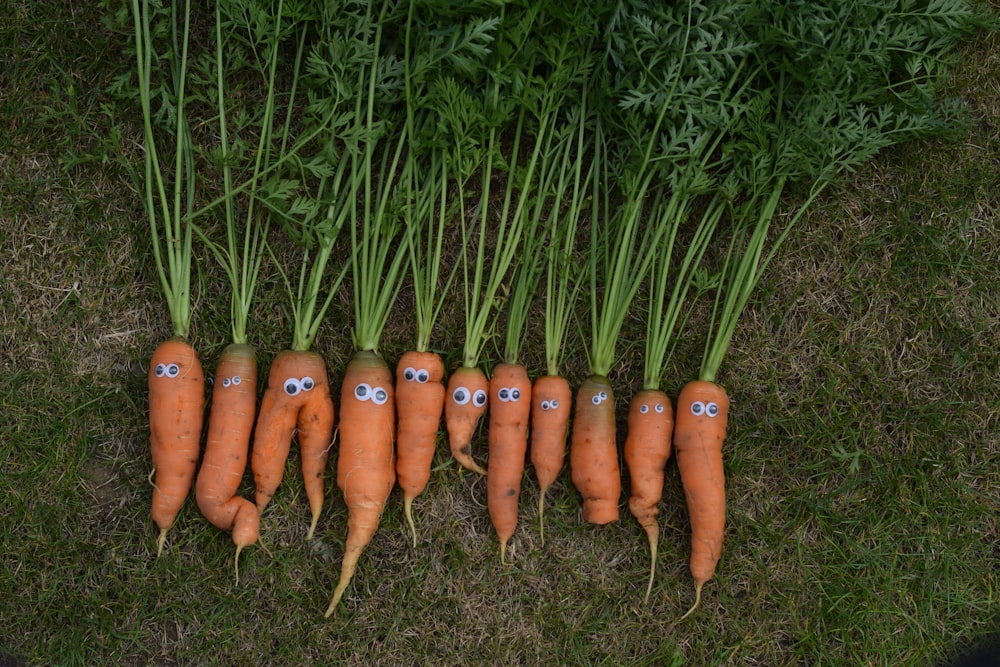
[499,538,509,565]
[324,548,362,617]
[307,512,320,541]
[642,521,659,604]
[404,496,417,548]
[679,581,704,621]
[537,490,547,547]
[156,527,168,558]
[234,545,243,585]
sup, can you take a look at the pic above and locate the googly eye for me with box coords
[690,401,705,416]
[510,388,521,401]
[473,390,487,407]
[655,403,664,413]
[354,383,372,401]
[540,400,551,411]
[403,367,416,382]
[498,388,510,403]
[371,387,388,405]
[598,390,607,400]
[206,376,214,386]
[452,387,470,405]
[591,394,602,405]
[550,399,559,409]
[639,403,649,414]
[166,364,180,378]
[416,369,429,383]
[232,375,241,386]
[284,378,302,396]
[154,363,166,377]
[300,376,315,391]
[706,401,719,417]
[222,377,232,388]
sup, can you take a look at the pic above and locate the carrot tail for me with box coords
[537,488,548,547]
[679,581,704,621]
[403,495,417,548]
[642,520,659,604]
[299,392,335,540]
[324,507,381,617]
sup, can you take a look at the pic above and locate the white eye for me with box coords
[510,388,521,402]
[154,363,167,377]
[452,387,470,405]
[372,387,389,405]
[706,402,719,417]
[473,390,487,407]
[300,376,315,391]
[540,400,551,411]
[639,404,649,414]
[591,394,602,405]
[354,383,372,401]
[232,375,241,386]
[222,377,232,388]
[690,401,705,416]
[416,369,429,383]
[498,388,510,403]
[550,399,559,409]
[598,391,608,400]
[284,378,302,396]
[166,364,180,378]
[403,367,416,382]
[655,403,664,413]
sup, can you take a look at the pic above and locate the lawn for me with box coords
[1,1,998,665]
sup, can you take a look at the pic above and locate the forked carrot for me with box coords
[445,366,490,475]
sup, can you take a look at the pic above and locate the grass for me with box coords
[1,2,998,665]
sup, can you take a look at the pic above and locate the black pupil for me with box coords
[405,370,414,380]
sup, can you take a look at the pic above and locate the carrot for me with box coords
[395,350,446,546]
[325,350,396,616]
[569,375,620,525]
[623,388,673,603]
[195,343,259,579]
[149,337,206,556]
[486,363,532,563]
[529,374,571,543]
[444,366,489,475]
[673,379,729,620]
[251,349,334,539]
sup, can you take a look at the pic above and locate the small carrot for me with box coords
[444,365,489,475]
[623,388,673,603]
[529,374,571,543]
[569,375,621,525]
[251,349,334,539]
[395,350,446,547]
[486,363,532,563]
[674,380,729,620]
[195,343,260,580]
[325,350,396,616]
[149,337,206,556]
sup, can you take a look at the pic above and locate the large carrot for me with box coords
[487,363,532,563]
[623,389,673,602]
[529,374,571,542]
[569,375,620,525]
[252,349,334,539]
[195,343,259,577]
[395,350,446,546]
[325,351,396,616]
[445,366,489,476]
[149,337,205,556]
[674,380,729,619]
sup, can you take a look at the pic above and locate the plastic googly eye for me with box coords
[154,364,166,377]
[598,390,608,400]
[416,370,429,383]
[300,376,315,391]
[372,388,388,405]
[222,377,232,388]
[639,404,649,414]
[403,367,416,382]
[591,395,601,405]
[232,375,241,386]
[498,388,510,402]
[354,383,372,401]
[690,401,705,416]
[510,388,521,401]
[540,400,551,411]
[473,390,487,407]
[655,403,664,413]
[706,402,719,417]
[284,378,302,396]
[452,387,470,405]
[166,364,180,378]
[550,399,559,409]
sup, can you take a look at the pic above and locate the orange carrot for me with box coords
[149,337,206,556]
[444,365,489,475]
[325,350,396,615]
[569,375,621,525]
[529,374,571,543]
[395,350,446,546]
[486,363,532,562]
[195,343,259,579]
[673,379,729,620]
[623,388,673,602]
[251,349,334,539]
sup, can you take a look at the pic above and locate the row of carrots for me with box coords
[148,339,727,618]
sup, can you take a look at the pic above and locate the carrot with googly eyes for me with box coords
[487,363,532,563]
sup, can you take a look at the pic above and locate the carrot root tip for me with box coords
[234,545,244,585]
[643,523,659,605]
[679,581,704,621]
[537,491,547,547]
[403,496,417,549]
[307,512,319,541]
[155,528,168,557]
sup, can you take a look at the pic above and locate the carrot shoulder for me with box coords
[251,349,334,538]
[487,363,532,563]
[444,365,489,475]
[395,350,446,546]
[529,374,571,543]
[569,375,620,525]
[149,337,205,556]
[326,350,396,615]
[623,388,673,602]
[673,379,729,619]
